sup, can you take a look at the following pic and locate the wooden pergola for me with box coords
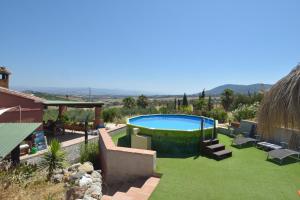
[43,100,104,129]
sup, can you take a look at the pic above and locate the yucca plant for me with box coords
[41,139,65,179]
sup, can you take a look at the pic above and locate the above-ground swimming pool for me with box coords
[127,114,215,154]
[128,114,214,131]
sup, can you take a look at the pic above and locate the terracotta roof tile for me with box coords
[0,87,45,103]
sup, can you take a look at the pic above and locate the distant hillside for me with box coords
[206,84,272,96]
[12,86,156,96]
[24,91,72,101]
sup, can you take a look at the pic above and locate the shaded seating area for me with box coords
[43,100,104,135]
[43,119,65,135]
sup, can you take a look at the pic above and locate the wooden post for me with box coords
[11,144,20,166]
[58,105,67,120]
[94,106,102,129]
[201,119,204,141]
[85,120,88,145]
[213,120,217,139]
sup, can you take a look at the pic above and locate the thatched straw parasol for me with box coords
[257,64,300,147]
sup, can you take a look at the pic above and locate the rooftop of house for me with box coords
[0,86,45,103]
[0,66,11,75]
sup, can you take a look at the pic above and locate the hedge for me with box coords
[127,124,214,154]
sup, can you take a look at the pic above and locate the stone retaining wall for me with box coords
[21,126,127,165]
[22,137,99,165]
[99,128,156,185]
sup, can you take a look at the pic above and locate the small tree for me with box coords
[208,108,228,123]
[193,98,207,112]
[137,95,149,108]
[221,89,234,111]
[232,102,260,122]
[123,97,136,109]
[182,93,188,106]
[174,98,177,110]
[41,139,65,179]
[207,96,213,111]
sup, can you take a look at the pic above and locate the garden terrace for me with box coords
[112,131,300,200]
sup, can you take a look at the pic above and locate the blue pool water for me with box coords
[128,115,214,131]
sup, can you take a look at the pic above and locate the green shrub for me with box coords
[102,108,121,122]
[208,108,228,123]
[179,105,193,114]
[41,139,66,179]
[159,106,170,114]
[232,102,259,121]
[80,142,99,168]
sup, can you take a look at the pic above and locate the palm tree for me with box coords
[137,95,149,108]
[41,139,65,179]
[123,97,136,109]
[221,89,234,111]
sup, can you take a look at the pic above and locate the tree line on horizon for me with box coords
[43,88,263,125]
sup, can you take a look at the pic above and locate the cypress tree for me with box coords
[182,93,188,106]
[201,89,206,99]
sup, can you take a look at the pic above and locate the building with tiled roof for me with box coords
[0,67,44,123]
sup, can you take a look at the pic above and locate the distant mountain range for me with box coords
[12,83,272,97]
[205,83,272,96]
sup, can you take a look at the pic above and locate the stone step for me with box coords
[213,149,232,160]
[101,195,113,200]
[142,177,160,188]
[112,192,134,200]
[127,187,149,200]
[140,177,160,195]
[206,143,225,153]
[102,177,160,200]
[201,139,219,147]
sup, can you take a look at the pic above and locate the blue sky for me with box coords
[0,0,299,94]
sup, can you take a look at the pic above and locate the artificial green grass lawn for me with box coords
[112,132,300,200]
